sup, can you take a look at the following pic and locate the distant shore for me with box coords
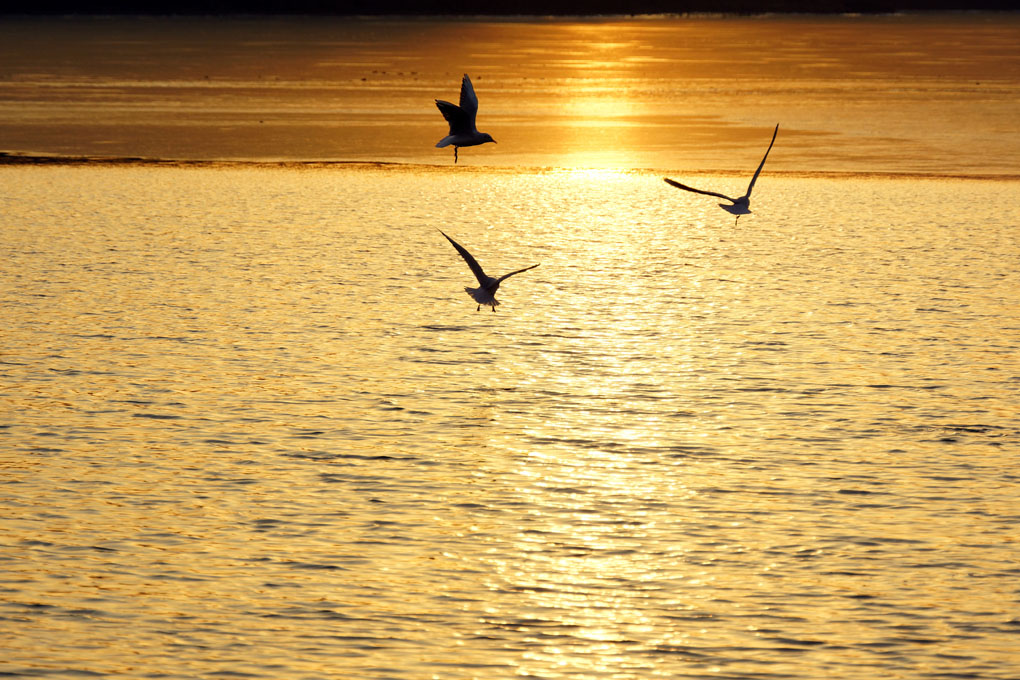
[2,0,1017,15]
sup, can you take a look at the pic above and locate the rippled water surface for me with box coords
[2,164,1019,679]
[3,12,1020,680]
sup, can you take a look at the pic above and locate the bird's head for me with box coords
[480,133,496,145]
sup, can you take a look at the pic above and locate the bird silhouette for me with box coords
[440,230,538,312]
[435,74,496,164]
[664,124,779,224]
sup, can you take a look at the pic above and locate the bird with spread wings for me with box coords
[435,74,496,164]
[664,124,779,224]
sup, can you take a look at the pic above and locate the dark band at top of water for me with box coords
[3,151,1017,182]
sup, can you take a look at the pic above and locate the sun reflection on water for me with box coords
[3,83,1020,678]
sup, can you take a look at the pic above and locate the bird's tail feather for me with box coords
[465,287,498,307]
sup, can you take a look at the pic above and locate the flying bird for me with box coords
[664,124,779,224]
[435,74,496,163]
[439,230,538,312]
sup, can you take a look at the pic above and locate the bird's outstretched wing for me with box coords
[435,99,471,137]
[458,74,479,121]
[440,230,488,286]
[745,124,778,198]
[497,263,540,283]
[663,178,737,203]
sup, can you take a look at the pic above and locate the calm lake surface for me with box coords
[1,13,1019,172]
[2,14,1020,680]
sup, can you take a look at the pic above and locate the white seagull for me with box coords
[664,124,779,224]
[435,74,496,164]
[440,230,539,312]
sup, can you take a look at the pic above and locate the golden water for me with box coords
[2,15,1020,680]
[1,14,1018,172]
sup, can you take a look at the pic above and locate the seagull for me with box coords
[439,230,539,312]
[664,124,779,224]
[435,74,496,164]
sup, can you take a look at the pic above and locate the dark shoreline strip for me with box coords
[1,152,1016,182]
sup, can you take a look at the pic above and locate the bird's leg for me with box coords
[734,215,740,226]
[476,304,480,311]
[454,147,459,164]
[491,306,496,313]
